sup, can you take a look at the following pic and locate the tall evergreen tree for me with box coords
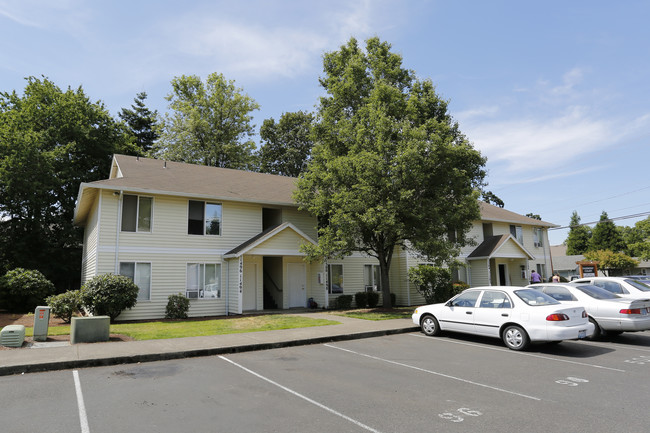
[119,91,159,155]
[565,211,592,255]
[589,211,625,252]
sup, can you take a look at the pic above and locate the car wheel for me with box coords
[420,314,441,336]
[502,325,530,351]
[587,317,601,340]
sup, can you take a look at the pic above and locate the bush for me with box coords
[165,293,190,319]
[80,274,139,321]
[0,268,55,312]
[408,265,455,304]
[46,290,82,323]
[354,292,368,308]
[367,291,379,308]
[335,295,353,309]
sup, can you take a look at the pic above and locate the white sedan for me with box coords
[571,277,650,299]
[412,286,593,351]
[528,283,650,339]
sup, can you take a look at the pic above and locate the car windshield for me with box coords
[514,289,560,306]
[573,284,619,300]
[624,279,650,292]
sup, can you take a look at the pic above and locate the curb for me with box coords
[0,326,419,376]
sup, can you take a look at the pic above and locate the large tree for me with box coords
[589,211,625,252]
[566,211,591,255]
[584,249,638,276]
[0,77,129,290]
[258,111,314,177]
[295,37,486,307]
[119,91,159,155]
[150,73,259,169]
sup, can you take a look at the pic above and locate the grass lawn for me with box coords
[334,307,414,321]
[24,315,339,340]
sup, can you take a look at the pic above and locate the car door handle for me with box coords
[466,311,472,315]
[501,313,509,317]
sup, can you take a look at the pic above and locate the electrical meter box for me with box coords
[33,305,51,342]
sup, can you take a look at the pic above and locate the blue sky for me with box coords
[2,0,649,245]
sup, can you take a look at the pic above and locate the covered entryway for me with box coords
[467,234,534,287]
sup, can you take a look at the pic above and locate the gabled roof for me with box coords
[479,201,556,228]
[467,234,534,260]
[224,222,317,258]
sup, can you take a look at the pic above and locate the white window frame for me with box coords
[509,225,523,244]
[188,201,222,236]
[364,264,380,292]
[121,194,153,233]
[119,261,152,301]
[533,227,544,248]
[328,264,344,295]
[186,263,222,299]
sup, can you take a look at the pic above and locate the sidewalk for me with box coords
[0,312,418,376]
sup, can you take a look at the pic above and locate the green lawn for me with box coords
[25,315,339,340]
[334,307,414,321]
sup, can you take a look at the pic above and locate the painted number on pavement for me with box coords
[556,377,589,386]
[625,355,650,365]
[439,408,483,423]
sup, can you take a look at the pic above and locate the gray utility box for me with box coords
[71,316,110,344]
[1,325,26,347]
[33,306,51,342]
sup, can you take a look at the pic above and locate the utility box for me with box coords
[33,305,51,342]
[1,325,26,347]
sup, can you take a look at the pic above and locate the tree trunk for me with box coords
[378,249,393,308]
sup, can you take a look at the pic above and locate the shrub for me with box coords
[165,293,190,319]
[0,268,55,312]
[46,290,82,323]
[408,265,454,304]
[354,292,368,308]
[335,294,353,309]
[80,274,139,321]
[367,291,379,308]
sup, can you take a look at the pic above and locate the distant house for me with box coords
[549,244,650,278]
[73,155,556,320]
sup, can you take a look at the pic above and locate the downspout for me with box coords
[114,190,123,273]
[226,259,230,315]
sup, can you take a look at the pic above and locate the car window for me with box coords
[541,286,577,301]
[514,289,560,306]
[450,291,481,307]
[479,290,512,308]
[573,284,619,300]
[593,281,627,294]
[624,279,650,292]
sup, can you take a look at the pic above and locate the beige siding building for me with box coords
[73,155,555,320]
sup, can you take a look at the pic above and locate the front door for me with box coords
[243,263,257,311]
[287,263,306,308]
[498,264,508,285]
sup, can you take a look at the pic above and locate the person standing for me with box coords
[530,269,542,284]
[552,272,560,283]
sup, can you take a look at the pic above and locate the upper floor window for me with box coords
[509,225,523,243]
[533,227,543,247]
[121,195,152,232]
[188,201,222,235]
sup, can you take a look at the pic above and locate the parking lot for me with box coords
[2,330,649,433]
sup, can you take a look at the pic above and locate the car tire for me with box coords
[587,317,602,340]
[420,314,441,336]
[502,325,530,351]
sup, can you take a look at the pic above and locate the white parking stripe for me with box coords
[409,333,626,372]
[324,344,541,401]
[72,370,90,433]
[580,341,650,353]
[219,356,383,433]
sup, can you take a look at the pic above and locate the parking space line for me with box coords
[324,344,541,401]
[579,341,650,353]
[218,356,383,433]
[72,370,90,433]
[409,334,626,372]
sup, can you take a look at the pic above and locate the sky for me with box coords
[1,0,649,246]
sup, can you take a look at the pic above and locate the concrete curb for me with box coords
[0,326,419,376]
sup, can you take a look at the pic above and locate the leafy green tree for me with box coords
[589,211,625,252]
[295,37,486,307]
[566,211,591,255]
[258,111,314,177]
[408,265,460,304]
[525,213,542,220]
[151,73,259,169]
[0,77,129,289]
[80,274,139,321]
[481,191,504,208]
[119,91,159,154]
[584,249,638,276]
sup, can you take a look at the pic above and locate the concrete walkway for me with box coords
[0,312,418,376]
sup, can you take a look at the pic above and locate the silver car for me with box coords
[571,277,650,300]
[528,283,650,339]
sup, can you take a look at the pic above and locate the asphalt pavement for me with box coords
[0,312,418,376]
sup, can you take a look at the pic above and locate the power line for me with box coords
[549,211,650,230]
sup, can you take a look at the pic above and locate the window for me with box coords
[186,263,221,299]
[479,290,512,308]
[593,280,626,295]
[509,225,523,243]
[533,227,543,248]
[540,286,576,302]
[121,195,152,232]
[364,264,380,292]
[450,291,480,307]
[536,264,546,280]
[119,262,151,301]
[328,264,343,294]
[188,201,222,235]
